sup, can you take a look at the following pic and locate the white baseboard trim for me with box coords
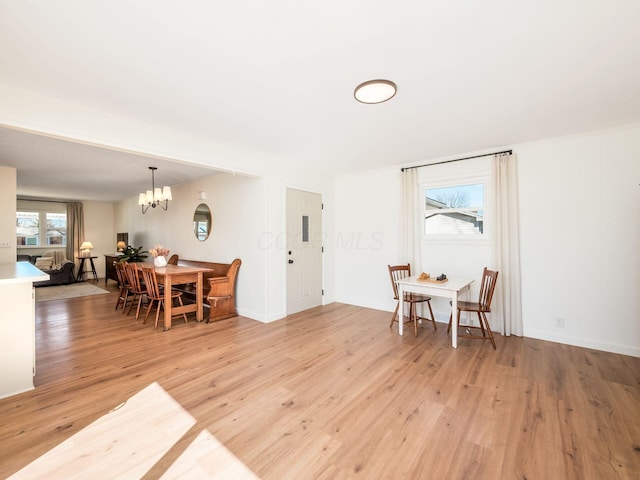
[524,329,640,358]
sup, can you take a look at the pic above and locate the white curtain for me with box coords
[401,168,422,273]
[493,153,523,336]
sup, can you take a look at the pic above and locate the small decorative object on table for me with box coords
[150,244,170,267]
[417,271,448,283]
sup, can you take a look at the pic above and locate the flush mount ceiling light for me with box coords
[138,166,172,214]
[354,79,397,104]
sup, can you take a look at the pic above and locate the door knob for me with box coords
[288,259,294,264]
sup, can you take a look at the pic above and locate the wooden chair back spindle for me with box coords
[123,262,146,320]
[477,267,499,311]
[387,263,412,301]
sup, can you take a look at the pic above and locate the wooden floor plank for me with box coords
[8,382,196,479]
[1,283,639,479]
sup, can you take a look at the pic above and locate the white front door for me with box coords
[286,188,323,315]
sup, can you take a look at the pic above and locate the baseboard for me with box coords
[525,329,640,358]
[235,307,284,324]
[0,385,34,400]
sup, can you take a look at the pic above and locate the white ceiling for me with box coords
[1,1,639,202]
[0,127,221,202]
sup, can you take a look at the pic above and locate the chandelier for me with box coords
[138,166,172,214]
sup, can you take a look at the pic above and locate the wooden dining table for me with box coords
[143,263,213,331]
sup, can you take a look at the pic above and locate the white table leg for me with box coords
[397,282,404,336]
[451,293,458,348]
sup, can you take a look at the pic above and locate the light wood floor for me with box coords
[1,282,639,479]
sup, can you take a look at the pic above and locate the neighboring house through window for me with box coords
[424,182,485,236]
[16,210,67,247]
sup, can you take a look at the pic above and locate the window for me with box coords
[424,182,485,236]
[46,212,67,245]
[17,211,67,247]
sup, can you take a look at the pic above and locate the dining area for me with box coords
[114,260,209,330]
[112,256,241,331]
[388,264,499,349]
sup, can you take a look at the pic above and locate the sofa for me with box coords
[18,251,76,287]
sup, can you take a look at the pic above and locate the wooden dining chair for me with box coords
[140,265,188,330]
[167,254,179,265]
[114,261,131,312]
[388,264,436,336]
[447,267,499,349]
[123,262,147,320]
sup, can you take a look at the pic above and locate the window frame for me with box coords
[420,174,492,244]
[16,209,68,249]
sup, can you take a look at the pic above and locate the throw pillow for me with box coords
[35,257,53,270]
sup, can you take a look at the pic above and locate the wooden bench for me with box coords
[173,258,241,323]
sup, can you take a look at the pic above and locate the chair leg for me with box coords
[178,296,188,323]
[426,301,436,331]
[481,312,496,349]
[144,298,156,324]
[389,302,399,328]
[135,294,146,321]
[410,303,418,336]
[121,290,130,313]
[155,299,164,330]
[115,287,126,310]
[477,312,486,337]
[447,312,453,333]
[126,294,137,315]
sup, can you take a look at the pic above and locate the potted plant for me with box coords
[117,245,148,263]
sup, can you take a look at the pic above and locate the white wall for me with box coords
[83,201,115,279]
[517,124,640,356]
[334,166,401,311]
[334,123,640,357]
[0,166,17,263]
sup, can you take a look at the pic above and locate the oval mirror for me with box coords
[193,203,212,241]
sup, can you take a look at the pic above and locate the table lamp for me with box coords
[80,241,94,257]
[117,241,126,252]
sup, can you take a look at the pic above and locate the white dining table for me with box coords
[396,275,474,348]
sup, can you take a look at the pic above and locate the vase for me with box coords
[154,256,167,267]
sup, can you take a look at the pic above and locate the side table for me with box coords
[76,256,98,282]
[104,254,121,284]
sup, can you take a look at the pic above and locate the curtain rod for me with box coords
[17,197,79,203]
[400,149,512,172]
